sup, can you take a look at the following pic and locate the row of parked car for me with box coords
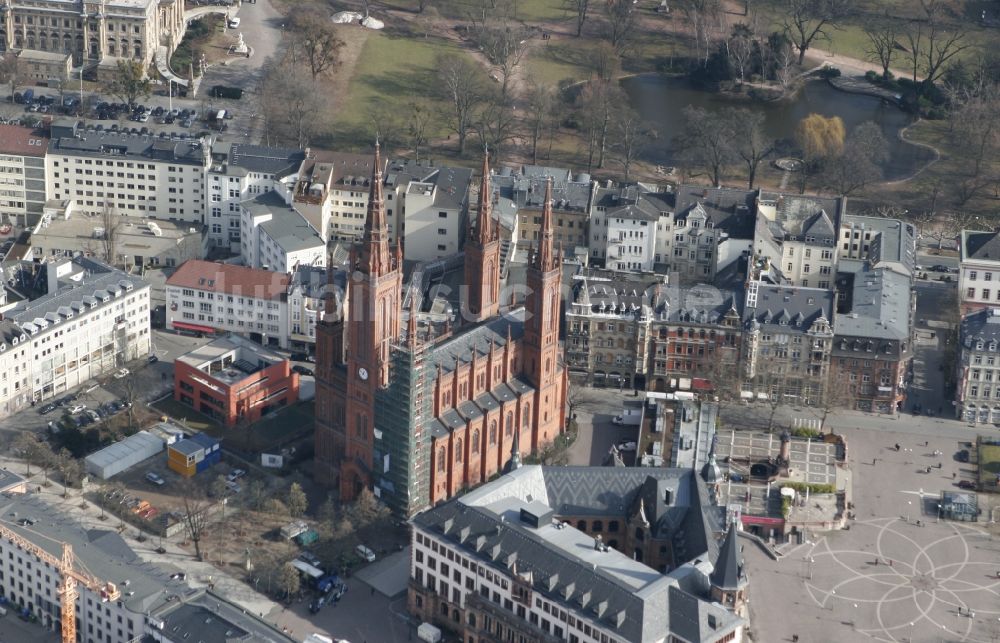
[104,487,159,520]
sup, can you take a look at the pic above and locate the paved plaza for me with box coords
[744,424,1000,643]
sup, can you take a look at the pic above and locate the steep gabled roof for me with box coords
[709,522,745,591]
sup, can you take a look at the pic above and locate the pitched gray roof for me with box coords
[960,308,1000,349]
[744,284,834,332]
[672,185,757,238]
[48,120,208,165]
[843,215,916,272]
[758,191,843,242]
[425,308,525,373]
[216,143,305,176]
[962,230,1000,262]
[654,283,743,324]
[413,465,734,643]
[709,523,745,590]
[243,193,324,255]
[495,165,593,212]
[834,267,910,340]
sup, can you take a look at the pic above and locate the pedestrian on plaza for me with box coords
[953,472,957,479]
[889,559,893,567]
[873,457,876,465]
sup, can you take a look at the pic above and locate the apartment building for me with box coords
[754,192,844,288]
[386,159,472,263]
[497,165,594,251]
[648,284,743,393]
[287,263,348,352]
[408,465,745,643]
[663,186,756,283]
[599,198,661,272]
[0,124,47,226]
[839,215,916,276]
[565,270,662,390]
[174,335,299,427]
[0,492,294,643]
[0,256,149,412]
[240,192,325,272]
[165,259,290,347]
[959,229,1000,315]
[0,0,185,72]
[831,264,913,413]
[742,281,835,404]
[206,142,304,251]
[956,307,1000,423]
[46,119,209,222]
[293,151,385,243]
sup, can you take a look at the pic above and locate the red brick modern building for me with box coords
[174,335,299,427]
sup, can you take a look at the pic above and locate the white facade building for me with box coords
[387,161,472,263]
[0,124,47,226]
[959,229,1000,315]
[240,192,325,272]
[165,259,290,348]
[206,143,304,252]
[46,120,209,222]
[0,256,150,410]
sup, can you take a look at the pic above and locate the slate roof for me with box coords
[709,523,745,591]
[744,283,834,332]
[758,191,843,243]
[243,193,324,255]
[48,120,207,165]
[605,197,662,222]
[386,160,473,211]
[572,274,659,317]
[413,466,736,643]
[494,165,593,212]
[960,308,1000,349]
[426,308,525,373]
[213,143,304,177]
[962,230,1000,263]
[7,257,148,338]
[843,215,916,273]
[672,185,757,239]
[654,283,743,324]
[834,267,910,340]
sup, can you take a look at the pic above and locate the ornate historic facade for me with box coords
[0,0,184,71]
[315,148,568,516]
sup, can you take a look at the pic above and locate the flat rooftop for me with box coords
[177,336,284,386]
[31,216,201,258]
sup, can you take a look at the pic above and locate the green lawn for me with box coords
[526,39,595,86]
[328,32,462,148]
[979,443,1000,488]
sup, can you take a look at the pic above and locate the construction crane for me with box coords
[0,521,120,643]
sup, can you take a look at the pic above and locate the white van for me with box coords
[355,544,375,562]
[228,17,240,28]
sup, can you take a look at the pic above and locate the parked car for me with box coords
[292,365,314,376]
[930,265,950,272]
[957,480,976,490]
[38,403,57,415]
[228,17,240,27]
[957,450,970,463]
[145,472,165,486]
[148,355,159,364]
[113,368,130,379]
[355,545,376,563]
[68,404,86,414]
[225,480,242,494]
[226,468,246,482]
[290,352,310,361]
[616,441,638,452]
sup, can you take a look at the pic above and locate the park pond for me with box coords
[622,75,936,182]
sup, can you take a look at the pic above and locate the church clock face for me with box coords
[358,367,369,381]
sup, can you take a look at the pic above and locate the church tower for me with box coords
[524,177,565,450]
[314,244,348,486]
[464,151,501,323]
[340,142,403,501]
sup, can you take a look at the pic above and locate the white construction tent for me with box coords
[84,431,165,479]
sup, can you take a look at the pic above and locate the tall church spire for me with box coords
[535,177,556,271]
[473,150,497,246]
[359,142,390,276]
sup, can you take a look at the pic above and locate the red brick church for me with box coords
[314,146,568,515]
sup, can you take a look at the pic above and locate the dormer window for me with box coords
[977,341,985,350]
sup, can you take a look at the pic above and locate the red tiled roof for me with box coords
[166,260,290,300]
[0,124,48,157]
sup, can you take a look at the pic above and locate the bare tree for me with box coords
[817,373,855,431]
[0,53,19,103]
[677,0,725,66]
[864,19,900,80]
[901,2,971,97]
[286,482,308,517]
[952,88,1000,177]
[824,121,889,195]
[286,8,345,80]
[611,109,654,182]
[275,563,301,599]
[564,0,591,37]
[578,78,622,171]
[782,0,856,65]
[180,482,211,561]
[727,23,756,85]
[13,432,42,477]
[437,55,485,156]
[105,60,151,108]
[473,93,519,160]
[604,0,638,56]
[259,62,324,147]
[729,108,775,189]
[678,105,735,187]
[524,78,555,165]
[97,203,122,267]
[472,17,531,103]
[403,98,436,158]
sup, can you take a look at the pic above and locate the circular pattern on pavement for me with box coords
[803,517,1000,642]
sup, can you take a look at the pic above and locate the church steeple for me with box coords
[534,177,557,272]
[463,150,502,322]
[358,141,391,277]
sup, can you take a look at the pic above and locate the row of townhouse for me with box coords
[956,229,1000,422]
[0,256,150,419]
[566,207,916,410]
